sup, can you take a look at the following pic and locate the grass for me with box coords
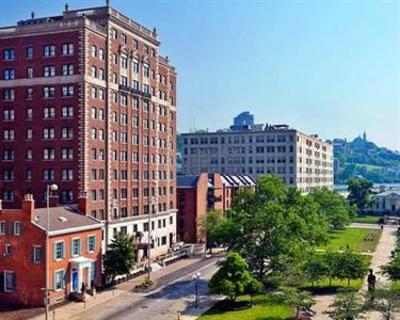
[199,294,293,320]
[318,227,382,253]
[352,214,382,224]
[301,255,372,294]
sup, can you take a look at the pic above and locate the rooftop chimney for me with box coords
[31,11,35,19]
[78,192,89,215]
[22,194,35,220]
[64,3,69,12]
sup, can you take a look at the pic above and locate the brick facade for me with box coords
[0,5,177,255]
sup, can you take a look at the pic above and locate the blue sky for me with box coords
[2,0,399,150]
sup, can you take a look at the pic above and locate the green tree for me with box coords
[309,188,356,228]
[209,252,262,303]
[347,177,373,212]
[326,288,365,320]
[201,209,224,251]
[104,232,135,283]
[323,250,340,287]
[364,288,400,320]
[380,256,400,281]
[335,249,368,286]
[211,175,328,280]
[302,253,329,287]
[245,277,263,307]
[276,287,316,320]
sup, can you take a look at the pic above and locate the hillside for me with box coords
[330,136,400,184]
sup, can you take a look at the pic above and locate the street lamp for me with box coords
[45,184,58,320]
[192,272,201,308]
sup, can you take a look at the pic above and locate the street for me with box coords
[68,256,220,320]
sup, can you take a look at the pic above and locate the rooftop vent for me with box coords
[58,216,68,222]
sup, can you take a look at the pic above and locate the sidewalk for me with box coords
[312,225,397,319]
[29,256,212,320]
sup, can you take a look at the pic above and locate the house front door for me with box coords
[72,269,79,292]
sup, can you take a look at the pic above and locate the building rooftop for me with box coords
[177,175,200,188]
[33,205,102,235]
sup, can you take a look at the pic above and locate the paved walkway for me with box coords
[312,224,397,319]
[29,256,220,320]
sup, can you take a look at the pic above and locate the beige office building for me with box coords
[181,124,333,193]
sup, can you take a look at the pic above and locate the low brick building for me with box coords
[0,194,102,307]
[176,173,256,243]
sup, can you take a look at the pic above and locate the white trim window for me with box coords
[13,222,21,236]
[4,271,16,292]
[54,241,65,261]
[33,246,42,263]
[0,221,5,235]
[53,269,65,291]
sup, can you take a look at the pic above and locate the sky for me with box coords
[2,0,399,150]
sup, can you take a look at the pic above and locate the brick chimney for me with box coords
[0,199,3,211]
[78,192,89,215]
[48,194,59,207]
[22,194,35,220]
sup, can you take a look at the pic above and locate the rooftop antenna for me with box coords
[31,11,35,19]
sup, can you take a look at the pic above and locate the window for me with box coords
[121,33,127,44]
[54,242,65,260]
[3,129,15,141]
[43,107,55,119]
[62,85,74,97]
[43,128,55,139]
[61,169,73,181]
[26,46,33,59]
[61,190,73,203]
[53,270,65,291]
[43,45,55,57]
[62,127,73,139]
[99,48,105,60]
[4,271,16,292]
[3,89,14,101]
[43,65,55,77]
[26,88,32,100]
[33,246,42,263]
[91,65,97,78]
[87,236,96,253]
[27,108,33,120]
[27,67,33,79]
[4,109,14,121]
[99,68,105,80]
[120,56,128,69]
[4,69,15,80]
[62,106,73,118]
[3,48,14,61]
[62,43,73,55]
[26,149,32,160]
[43,148,55,160]
[62,64,74,76]
[26,129,33,140]
[71,238,81,256]
[0,221,5,235]
[132,59,139,73]
[43,169,54,181]
[43,86,55,98]
[143,65,149,78]
[91,45,97,57]
[61,148,73,160]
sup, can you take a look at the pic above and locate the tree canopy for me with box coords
[347,177,373,212]
[209,252,262,302]
[210,175,329,280]
[104,232,135,282]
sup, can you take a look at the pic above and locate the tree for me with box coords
[364,288,400,320]
[380,256,400,282]
[245,277,263,307]
[309,188,356,228]
[335,249,368,286]
[276,287,316,320]
[326,288,365,320]
[347,177,373,212]
[210,175,329,280]
[201,210,224,251]
[302,253,328,287]
[104,232,135,283]
[209,252,262,303]
[322,250,340,287]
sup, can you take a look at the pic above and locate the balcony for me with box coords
[118,85,152,99]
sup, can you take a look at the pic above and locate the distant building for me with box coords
[176,173,256,243]
[0,194,103,307]
[232,112,254,130]
[370,189,400,214]
[181,124,333,193]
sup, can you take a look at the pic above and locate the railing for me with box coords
[119,85,152,99]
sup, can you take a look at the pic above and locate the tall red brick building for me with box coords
[0,4,177,256]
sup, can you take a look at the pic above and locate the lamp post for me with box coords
[45,184,58,320]
[192,272,201,308]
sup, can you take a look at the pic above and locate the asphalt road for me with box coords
[70,256,220,320]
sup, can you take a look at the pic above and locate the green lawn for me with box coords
[352,214,382,224]
[318,227,381,253]
[199,294,293,320]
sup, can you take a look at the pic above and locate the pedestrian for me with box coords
[367,269,376,293]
